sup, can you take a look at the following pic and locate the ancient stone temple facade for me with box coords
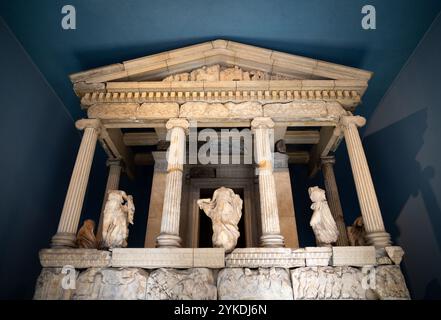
[34,40,409,300]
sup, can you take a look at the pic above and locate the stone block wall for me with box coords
[34,265,410,300]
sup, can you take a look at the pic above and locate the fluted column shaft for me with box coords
[321,156,349,246]
[341,116,391,248]
[252,117,285,247]
[51,119,100,247]
[156,118,189,248]
[96,159,123,243]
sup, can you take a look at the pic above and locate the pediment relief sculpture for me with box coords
[162,64,293,82]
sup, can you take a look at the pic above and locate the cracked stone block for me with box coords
[73,268,149,300]
[33,268,78,300]
[146,268,217,300]
[374,265,410,300]
[218,267,293,300]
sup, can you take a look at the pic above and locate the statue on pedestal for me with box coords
[101,190,135,249]
[197,187,243,253]
[308,186,339,246]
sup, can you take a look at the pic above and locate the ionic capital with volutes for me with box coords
[251,117,275,130]
[75,118,102,132]
[339,115,366,129]
[166,118,189,132]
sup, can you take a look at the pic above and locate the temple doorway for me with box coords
[182,165,261,248]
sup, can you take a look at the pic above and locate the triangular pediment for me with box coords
[70,39,372,84]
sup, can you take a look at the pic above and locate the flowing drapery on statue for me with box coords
[197,187,243,253]
[308,186,339,246]
[101,190,135,249]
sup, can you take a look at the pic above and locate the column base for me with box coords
[51,232,77,248]
[156,233,182,248]
[260,234,285,248]
[365,231,392,248]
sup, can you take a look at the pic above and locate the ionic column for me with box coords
[252,117,285,247]
[155,118,189,248]
[51,119,101,248]
[96,159,123,243]
[340,116,391,248]
[321,156,349,246]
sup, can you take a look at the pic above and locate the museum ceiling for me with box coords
[0,0,440,123]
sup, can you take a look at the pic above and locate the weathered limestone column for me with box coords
[252,117,285,247]
[340,116,391,248]
[155,118,189,248]
[51,119,100,248]
[321,156,349,246]
[96,159,123,243]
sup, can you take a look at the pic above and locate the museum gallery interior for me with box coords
[1,0,441,300]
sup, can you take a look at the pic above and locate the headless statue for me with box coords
[308,186,339,246]
[101,190,135,249]
[197,187,243,253]
[76,219,97,249]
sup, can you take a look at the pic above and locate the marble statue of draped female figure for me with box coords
[308,186,339,246]
[197,187,243,253]
[101,190,135,249]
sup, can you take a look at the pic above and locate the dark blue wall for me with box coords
[0,18,152,299]
[362,14,441,299]
[0,18,81,299]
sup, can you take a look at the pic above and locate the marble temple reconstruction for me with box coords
[33,40,410,300]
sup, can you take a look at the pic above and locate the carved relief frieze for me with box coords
[162,64,293,82]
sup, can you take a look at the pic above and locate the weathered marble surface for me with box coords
[305,247,332,266]
[162,64,291,82]
[111,248,225,269]
[225,248,305,268]
[217,268,293,300]
[332,246,376,267]
[374,265,410,299]
[291,266,366,300]
[291,266,410,300]
[73,268,149,300]
[385,246,405,265]
[180,101,263,120]
[146,268,217,300]
[39,249,111,268]
[263,101,346,122]
[33,268,78,300]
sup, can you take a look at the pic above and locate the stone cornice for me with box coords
[69,40,372,85]
[79,83,363,110]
